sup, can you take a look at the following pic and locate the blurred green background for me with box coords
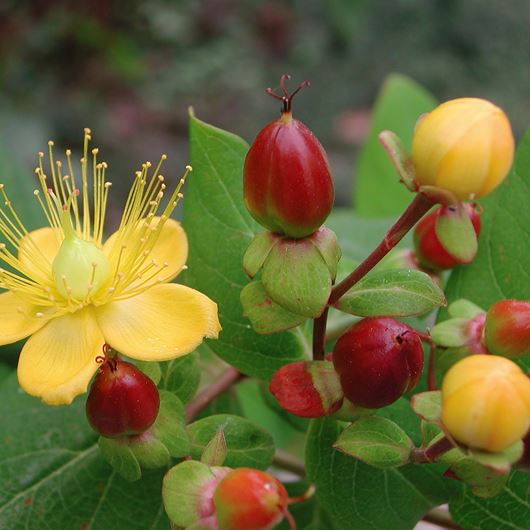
[1,0,529,215]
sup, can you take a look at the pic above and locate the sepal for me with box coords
[435,203,478,263]
[379,130,417,192]
[162,460,231,529]
[240,281,306,334]
[243,231,278,278]
[261,229,340,318]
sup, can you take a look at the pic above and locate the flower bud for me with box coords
[485,300,530,358]
[441,355,530,452]
[414,203,481,271]
[412,98,514,201]
[86,356,160,438]
[213,468,289,530]
[269,361,343,418]
[244,76,334,238]
[332,318,424,408]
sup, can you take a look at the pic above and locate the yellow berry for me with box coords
[441,355,530,452]
[412,98,514,201]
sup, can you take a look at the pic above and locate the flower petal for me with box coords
[103,217,188,288]
[17,307,104,405]
[95,283,221,361]
[18,226,62,280]
[0,291,53,345]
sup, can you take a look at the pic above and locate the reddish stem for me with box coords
[185,367,244,422]
[312,306,329,360]
[411,436,454,463]
[312,193,435,360]
[330,193,435,304]
[428,342,438,391]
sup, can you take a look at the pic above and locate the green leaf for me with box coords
[410,391,442,423]
[187,414,274,469]
[306,418,461,530]
[0,145,46,232]
[355,74,437,217]
[0,373,169,530]
[152,391,190,458]
[450,472,530,529]
[134,360,162,385]
[240,281,307,334]
[160,352,201,403]
[334,269,446,317]
[183,112,307,380]
[334,416,413,469]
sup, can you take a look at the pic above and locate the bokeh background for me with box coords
[1,0,529,217]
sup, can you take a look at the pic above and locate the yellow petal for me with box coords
[95,283,221,361]
[18,226,62,280]
[103,217,188,289]
[0,291,53,345]
[17,307,103,405]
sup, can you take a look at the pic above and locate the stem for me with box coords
[272,449,306,477]
[428,343,438,391]
[423,507,462,529]
[185,367,244,422]
[411,436,454,463]
[312,306,329,360]
[329,193,435,305]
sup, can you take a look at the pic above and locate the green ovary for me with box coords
[52,236,110,300]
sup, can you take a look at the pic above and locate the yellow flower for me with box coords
[441,354,530,452]
[0,129,221,406]
[412,98,514,200]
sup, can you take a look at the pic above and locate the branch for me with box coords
[311,192,435,359]
[329,193,434,304]
[272,449,306,477]
[185,367,244,422]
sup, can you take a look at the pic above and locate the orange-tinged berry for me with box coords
[441,355,530,452]
[412,98,514,200]
[213,468,289,530]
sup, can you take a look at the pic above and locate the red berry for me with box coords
[213,468,289,530]
[414,203,481,270]
[332,318,424,408]
[243,75,334,239]
[485,300,530,358]
[269,361,343,418]
[86,356,160,438]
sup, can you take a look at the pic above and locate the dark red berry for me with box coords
[213,468,290,530]
[485,300,530,358]
[332,317,424,408]
[86,355,160,438]
[414,203,481,270]
[243,75,334,239]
